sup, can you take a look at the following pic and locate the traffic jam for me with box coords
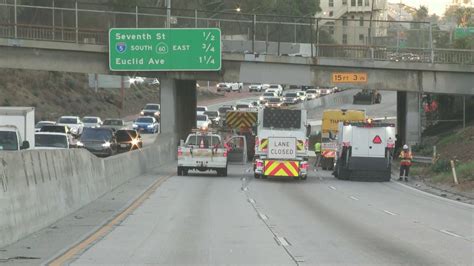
[0,103,161,158]
[180,83,393,182]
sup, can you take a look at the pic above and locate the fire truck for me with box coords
[254,109,309,180]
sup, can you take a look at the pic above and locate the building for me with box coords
[315,0,388,45]
[448,0,473,8]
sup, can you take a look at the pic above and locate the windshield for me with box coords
[196,115,208,121]
[115,130,137,142]
[269,85,279,88]
[136,117,154,123]
[35,122,53,128]
[285,93,297,97]
[307,90,317,93]
[218,107,232,113]
[263,93,275,97]
[35,134,68,148]
[83,118,98,123]
[81,128,112,141]
[236,104,250,109]
[144,104,159,110]
[204,111,218,117]
[186,135,220,147]
[196,107,206,112]
[58,118,78,124]
[103,120,123,126]
[0,131,18,150]
[268,98,281,103]
[40,126,67,133]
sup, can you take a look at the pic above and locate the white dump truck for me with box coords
[333,120,396,181]
[254,108,309,180]
[177,129,228,176]
[0,107,35,150]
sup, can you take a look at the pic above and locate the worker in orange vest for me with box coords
[398,144,413,181]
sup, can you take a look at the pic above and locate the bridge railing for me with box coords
[0,0,472,65]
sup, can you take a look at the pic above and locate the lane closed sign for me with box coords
[268,137,296,159]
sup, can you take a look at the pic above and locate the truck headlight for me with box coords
[76,141,84,147]
[140,111,144,115]
[102,141,111,148]
[154,111,160,116]
[132,124,138,128]
[147,124,154,128]
[260,96,264,100]
[131,139,139,146]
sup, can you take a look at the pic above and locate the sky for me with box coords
[388,0,452,15]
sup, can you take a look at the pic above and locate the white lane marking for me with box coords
[391,178,474,209]
[383,210,398,216]
[329,186,337,190]
[275,236,290,246]
[248,198,256,204]
[349,196,359,201]
[440,229,463,238]
[258,212,268,221]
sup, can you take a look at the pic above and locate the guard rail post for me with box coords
[315,18,320,57]
[52,0,55,40]
[194,9,198,28]
[135,6,138,28]
[310,17,314,58]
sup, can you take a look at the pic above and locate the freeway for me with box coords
[52,166,472,265]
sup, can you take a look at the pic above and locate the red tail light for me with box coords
[223,150,228,157]
[177,147,182,156]
[301,161,309,169]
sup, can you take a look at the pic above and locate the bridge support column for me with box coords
[159,78,196,142]
[397,91,421,147]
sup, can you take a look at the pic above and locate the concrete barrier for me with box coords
[0,134,176,248]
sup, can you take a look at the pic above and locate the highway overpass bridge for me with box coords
[0,2,473,144]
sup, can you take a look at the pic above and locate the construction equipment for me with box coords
[254,108,309,180]
[353,89,382,105]
[334,120,396,181]
[320,109,366,170]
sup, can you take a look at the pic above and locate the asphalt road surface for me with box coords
[67,165,473,265]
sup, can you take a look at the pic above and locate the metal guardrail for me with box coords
[412,156,433,164]
[0,1,472,65]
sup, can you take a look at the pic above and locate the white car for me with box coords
[35,121,55,132]
[319,88,332,96]
[196,106,208,115]
[297,91,307,101]
[35,132,69,149]
[248,84,263,92]
[267,84,283,96]
[0,125,30,150]
[82,116,103,128]
[196,114,211,129]
[260,92,278,102]
[306,89,319,99]
[57,116,83,136]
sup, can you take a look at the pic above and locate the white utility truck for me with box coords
[254,108,309,180]
[177,129,228,176]
[333,120,396,181]
[0,107,35,150]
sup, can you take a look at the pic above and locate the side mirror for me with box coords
[20,141,30,150]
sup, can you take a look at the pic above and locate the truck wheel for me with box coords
[254,173,261,179]
[300,175,307,180]
[183,168,188,176]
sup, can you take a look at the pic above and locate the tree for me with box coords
[414,5,428,22]
[445,6,474,27]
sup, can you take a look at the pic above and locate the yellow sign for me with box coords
[332,72,368,83]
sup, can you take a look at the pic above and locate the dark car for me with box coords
[283,92,299,104]
[140,103,160,121]
[115,129,143,153]
[77,128,117,157]
[102,119,126,132]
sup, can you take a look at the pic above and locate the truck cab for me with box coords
[0,125,30,151]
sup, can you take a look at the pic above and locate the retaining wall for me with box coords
[0,134,176,248]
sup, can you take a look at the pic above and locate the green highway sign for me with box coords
[109,28,221,71]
